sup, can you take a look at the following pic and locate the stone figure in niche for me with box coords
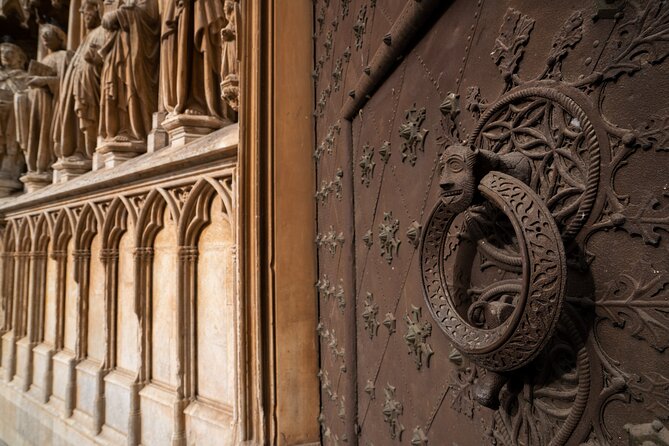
[220,0,240,114]
[0,43,28,195]
[53,0,105,178]
[98,0,159,159]
[160,0,229,120]
[24,24,72,187]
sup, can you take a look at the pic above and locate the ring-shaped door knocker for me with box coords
[421,170,567,372]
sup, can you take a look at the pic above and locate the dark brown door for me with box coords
[314,1,669,445]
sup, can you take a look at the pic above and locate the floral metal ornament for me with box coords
[404,305,433,370]
[378,212,400,264]
[399,105,429,166]
[353,5,367,50]
[383,383,405,440]
[359,144,375,187]
[362,292,380,339]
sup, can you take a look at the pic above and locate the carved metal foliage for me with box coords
[378,212,400,264]
[610,191,669,247]
[359,144,375,187]
[465,86,486,120]
[316,84,332,116]
[382,384,404,440]
[340,0,350,19]
[316,168,344,205]
[599,1,669,82]
[404,305,433,370]
[316,226,345,257]
[353,5,367,50]
[628,373,669,420]
[490,8,534,84]
[597,273,669,352]
[362,292,379,339]
[317,274,335,301]
[332,56,344,92]
[399,106,429,166]
[544,10,583,78]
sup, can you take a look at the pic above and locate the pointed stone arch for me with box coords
[177,176,234,247]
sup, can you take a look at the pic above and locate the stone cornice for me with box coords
[0,124,238,216]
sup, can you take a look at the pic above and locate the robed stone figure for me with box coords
[99,0,159,146]
[159,0,230,122]
[0,43,28,194]
[54,0,105,163]
[220,0,239,114]
[25,24,72,179]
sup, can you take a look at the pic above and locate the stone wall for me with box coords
[0,125,247,445]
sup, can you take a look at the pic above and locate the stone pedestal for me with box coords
[73,358,105,435]
[221,74,240,112]
[184,400,236,446]
[139,383,181,446]
[100,369,137,444]
[1,331,16,382]
[94,140,146,171]
[49,349,76,417]
[162,114,225,149]
[29,342,54,403]
[52,157,92,184]
[20,172,52,193]
[14,336,33,391]
[147,111,169,153]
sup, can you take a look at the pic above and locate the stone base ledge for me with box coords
[0,379,102,446]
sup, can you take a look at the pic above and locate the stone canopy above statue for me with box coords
[0,0,241,195]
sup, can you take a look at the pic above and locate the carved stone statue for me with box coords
[160,0,225,118]
[220,0,240,114]
[158,0,232,147]
[97,0,159,165]
[23,24,72,189]
[0,43,28,195]
[52,0,105,180]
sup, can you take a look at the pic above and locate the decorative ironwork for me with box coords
[353,5,367,50]
[404,305,433,370]
[378,212,400,264]
[359,144,375,187]
[382,384,404,440]
[362,292,380,339]
[399,106,428,166]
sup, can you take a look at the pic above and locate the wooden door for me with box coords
[314,1,669,444]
